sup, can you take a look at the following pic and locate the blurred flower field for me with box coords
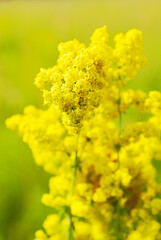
[0,1,161,240]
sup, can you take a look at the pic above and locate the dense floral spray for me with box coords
[6,26,161,240]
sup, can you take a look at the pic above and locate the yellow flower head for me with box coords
[35,26,145,132]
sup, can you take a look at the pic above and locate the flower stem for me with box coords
[116,90,123,240]
[68,135,79,240]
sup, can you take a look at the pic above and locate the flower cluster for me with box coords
[6,26,161,240]
[34,26,145,132]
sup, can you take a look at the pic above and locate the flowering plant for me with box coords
[6,26,161,240]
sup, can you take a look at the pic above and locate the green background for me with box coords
[0,1,161,239]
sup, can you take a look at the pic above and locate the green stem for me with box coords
[118,89,122,135]
[72,146,79,193]
[68,135,79,240]
[116,90,122,240]
[67,207,74,240]
[116,200,122,240]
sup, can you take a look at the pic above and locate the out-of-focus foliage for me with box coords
[0,1,161,240]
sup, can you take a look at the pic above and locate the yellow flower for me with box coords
[43,214,60,236]
[6,26,161,240]
[74,221,91,238]
[71,198,90,218]
[34,26,145,132]
[151,198,161,215]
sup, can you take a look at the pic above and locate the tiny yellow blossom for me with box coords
[43,214,60,236]
[71,199,90,217]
